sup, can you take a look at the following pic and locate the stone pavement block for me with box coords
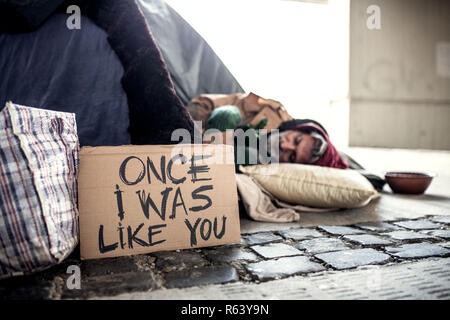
[245,256,325,280]
[164,265,238,289]
[392,220,442,230]
[385,243,450,259]
[317,225,364,235]
[296,238,349,254]
[343,234,393,246]
[241,232,283,245]
[355,222,403,232]
[419,229,450,239]
[81,256,138,277]
[251,243,303,259]
[430,215,450,224]
[278,228,323,240]
[122,257,450,300]
[315,248,391,270]
[62,271,159,299]
[205,247,258,263]
[438,242,450,249]
[381,230,436,241]
[222,237,247,247]
[153,251,207,272]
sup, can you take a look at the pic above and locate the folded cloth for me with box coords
[235,174,335,223]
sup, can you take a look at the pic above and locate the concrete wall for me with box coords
[349,0,450,150]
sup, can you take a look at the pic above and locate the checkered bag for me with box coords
[0,102,79,278]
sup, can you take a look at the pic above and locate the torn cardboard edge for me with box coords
[78,144,241,260]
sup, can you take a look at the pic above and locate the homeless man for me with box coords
[195,103,385,190]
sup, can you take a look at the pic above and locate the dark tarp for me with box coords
[0,13,130,147]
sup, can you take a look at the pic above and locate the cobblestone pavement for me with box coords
[1,215,450,300]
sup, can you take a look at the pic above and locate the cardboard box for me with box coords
[78,144,240,260]
[249,106,283,130]
[203,130,234,145]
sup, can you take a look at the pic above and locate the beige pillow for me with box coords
[239,164,380,208]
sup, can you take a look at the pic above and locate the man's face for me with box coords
[279,130,315,164]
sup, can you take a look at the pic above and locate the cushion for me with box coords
[0,102,79,278]
[239,163,380,209]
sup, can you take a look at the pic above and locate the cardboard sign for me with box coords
[78,144,240,260]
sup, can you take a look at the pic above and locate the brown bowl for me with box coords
[385,172,435,194]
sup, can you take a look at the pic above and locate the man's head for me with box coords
[266,120,349,169]
[278,130,327,164]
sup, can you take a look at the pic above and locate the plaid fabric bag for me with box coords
[0,102,79,278]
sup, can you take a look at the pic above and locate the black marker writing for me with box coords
[99,225,118,253]
[127,223,148,249]
[188,155,212,183]
[114,184,125,220]
[170,186,188,219]
[119,156,145,185]
[184,216,227,247]
[189,185,213,212]
[136,187,173,221]
[148,224,167,246]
